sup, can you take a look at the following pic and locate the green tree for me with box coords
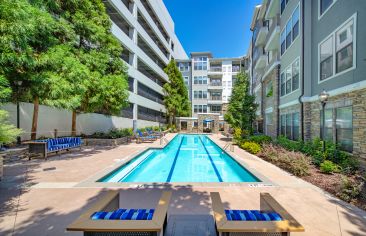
[224,72,257,134]
[42,0,129,135]
[163,59,191,125]
[0,110,23,146]
[0,0,81,139]
[0,0,129,139]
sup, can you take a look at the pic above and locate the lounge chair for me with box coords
[210,192,304,236]
[135,130,157,143]
[67,191,172,236]
[146,128,163,138]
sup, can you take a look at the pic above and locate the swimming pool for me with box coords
[100,134,260,183]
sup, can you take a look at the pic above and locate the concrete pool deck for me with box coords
[0,133,365,235]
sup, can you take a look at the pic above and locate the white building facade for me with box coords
[103,0,187,127]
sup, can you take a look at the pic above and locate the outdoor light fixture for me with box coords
[319,89,329,152]
[319,89,329,103]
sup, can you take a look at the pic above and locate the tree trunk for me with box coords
[31,96,39,140]
[71,110,77,136]
[168,114,173,126]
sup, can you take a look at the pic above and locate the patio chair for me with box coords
[135,130,156,144]
[146,128,163,138]
[210,192,304,236]
[67,191,172,236]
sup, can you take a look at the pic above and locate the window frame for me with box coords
[280,3,301,57]
[318,0,337,20]
[280,57,301,97]
[318,13,357,84]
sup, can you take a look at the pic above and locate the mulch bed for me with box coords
[301,164,366,211]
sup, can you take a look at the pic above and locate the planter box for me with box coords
[84,136,131,146]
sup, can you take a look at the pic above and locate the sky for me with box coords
[163,0,263,58]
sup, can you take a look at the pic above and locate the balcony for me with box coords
[254,24,268,47]
[254,48,267,71]
[265,15,280,52]
[208,96,223,104]
[265,0,280,20]
[208,82,222,90]
[208,66,223,76]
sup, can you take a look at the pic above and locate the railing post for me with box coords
[54,129,58,138]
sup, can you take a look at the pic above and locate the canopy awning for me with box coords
[203,119,214,123]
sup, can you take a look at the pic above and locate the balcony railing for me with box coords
[138,113,165,123]
[210,96,222,101]
[209,82,222,86]
[209,66,222,72]
[232,66,240,72]
[137,89,164,105]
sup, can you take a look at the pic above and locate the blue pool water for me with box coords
[100,134,260,183]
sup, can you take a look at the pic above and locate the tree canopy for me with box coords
[0,0,129,139]
[224,72,257,133]
[163,59,190,126]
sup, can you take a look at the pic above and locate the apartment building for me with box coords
[249,0,366,159]
[177,52,248,117]
[102,0,187,127]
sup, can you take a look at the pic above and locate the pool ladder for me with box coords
[160,137,168,145]
[223,142,234,152]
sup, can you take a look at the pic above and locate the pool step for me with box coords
[108,150,154,182]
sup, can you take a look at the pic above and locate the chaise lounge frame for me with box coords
[67,191,172,236]
[210,192,304,236]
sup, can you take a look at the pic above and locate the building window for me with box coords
[292,6,300,40]
[292,113,300,140]
[280,114,286,136]
[280,112,300,140]
[336,106,353,152]
[281,0,290,14]
[193,90,207,99]
[210,105,221,113]
[193,57,208,70]
[336,19,353,73]
[292,59,300,91]
[320,106,353,152]
[280,73,286,96]
[319,14,356,82]
[281,58,300,96]
[194,105,207,113]
[184,76,189,86]
[281,5,300,55]
[320,0,336,16]
[320,108,334,141]
[285,66,292,94]
[285,21,292,49]
[280,31,286,55]
[193,76,208,85]
[320,36,333,81]
[178,62,189,72]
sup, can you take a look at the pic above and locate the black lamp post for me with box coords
[15,80,23,145]
[319,89,329,152]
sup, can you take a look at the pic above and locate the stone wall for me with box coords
[304,88,366,160]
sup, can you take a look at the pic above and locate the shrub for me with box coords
[233,128,242,142]
[246,135,272,145]
[336,177,361,202]
[241,142,261,154]
[276,136,302,152]
[320,160,340,174]
[259,144,310,177]
[0,110,23,145]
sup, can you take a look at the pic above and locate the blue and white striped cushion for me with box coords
[91,209,155,220]
[225,210,282,221]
